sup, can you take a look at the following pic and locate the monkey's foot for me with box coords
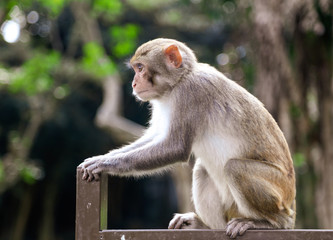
[226,218,272,238]
[168,212,209,229]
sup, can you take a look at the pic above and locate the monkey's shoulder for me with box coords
[194,63,246,91]
[193,63,263,106]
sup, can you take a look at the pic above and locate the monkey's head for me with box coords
[129,38,197,102]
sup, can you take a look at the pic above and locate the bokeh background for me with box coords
[0,0,332,239]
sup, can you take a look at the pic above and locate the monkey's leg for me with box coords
[169,159,225,230]
[224,158,295,238]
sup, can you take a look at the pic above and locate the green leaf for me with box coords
[9,51,60,95]
[290,103,302,119]
[38,0,67,16]
[110,24,140,58]
[293,152,306,167]
[93,0,123,19]
[81,42,116,78]
[20,166,37,185]
[113,41,135,58]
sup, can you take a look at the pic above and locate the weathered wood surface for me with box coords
[76,168,108,240]
[76,168,333,240]
[100,229,333,240]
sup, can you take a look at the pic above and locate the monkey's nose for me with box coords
[132,82,137,88]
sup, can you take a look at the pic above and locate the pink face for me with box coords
[131,62,155,101]
[130,44,183,102]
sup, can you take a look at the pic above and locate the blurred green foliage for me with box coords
[1,0,67,16]
[110,24,141,58]
[37,0,67,15]
[293,152,306,167]
[20,165,38,185]
[290,103,302,119]
[93,0,123,19]
[9,51,60,95]
[81,42,116,78]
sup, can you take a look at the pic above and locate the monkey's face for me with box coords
[129,39,189,102]
[131,62,161,102]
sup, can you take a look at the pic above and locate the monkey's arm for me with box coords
[85,128,156,160]
[80,123,194,181]
[78,128,157,180]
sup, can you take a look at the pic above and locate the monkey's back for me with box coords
[190,63,294,178]
[189,63,296,228]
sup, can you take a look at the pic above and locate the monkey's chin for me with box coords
[132,90,149,102]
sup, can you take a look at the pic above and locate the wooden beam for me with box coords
[76,167,333,240]
[100,229,333,240]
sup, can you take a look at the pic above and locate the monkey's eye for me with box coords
[136,63,144,72]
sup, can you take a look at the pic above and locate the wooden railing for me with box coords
[75,168,333,240]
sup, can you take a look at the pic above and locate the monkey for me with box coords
[79,38,296,238]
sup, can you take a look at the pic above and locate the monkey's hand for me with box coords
[226,218,273,239]
[79,154,118,182]
[168,212,209,229]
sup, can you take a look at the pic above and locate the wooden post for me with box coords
[100,173,108,230]
[76,168,108,240]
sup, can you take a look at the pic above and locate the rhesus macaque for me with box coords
[79,38,296,238]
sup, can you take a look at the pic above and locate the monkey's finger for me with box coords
[231,222,243,238]
[93,173,100,181]
[242,220,254,235]
[226,219,239,238]
[85,165,99,181]
[227,220,245,239]
[79,162,88,170]
[168,214,181,229]
[239,223,250,236]
[88,173,94,182]
[86,171,94,182]
[175,218,185,229]
[87,168,98,182]
[82,168,89,180]
[78,163,89,174]
[170,214,187,229]
[81,157,98,168]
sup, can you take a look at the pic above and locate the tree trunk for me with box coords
[314,37,333,228]
[251,0,333,228]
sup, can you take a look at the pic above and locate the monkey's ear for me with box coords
[164,45,182,68]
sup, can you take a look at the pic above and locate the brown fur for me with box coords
[79,38,296,238]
